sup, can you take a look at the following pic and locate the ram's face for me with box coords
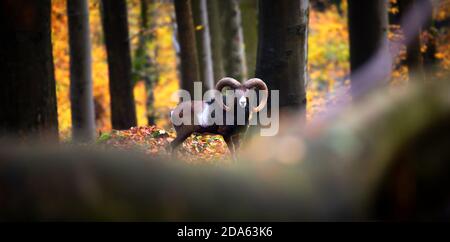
[215,77,267,113]
[234,89,248,109]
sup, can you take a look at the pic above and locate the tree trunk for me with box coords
[174,0,200,96]
[220,0,247,81]
[207,0,225,82]
[311,0,343,14]
[0,0,58,140]
[240,0,258,77]
[67,0,96,142]
[133,0,158,125]
[389,0,401,25]
[423,0,439,78]
[423,29,438,68]
[348,0,390,98]
[145,0,157,125]
[255,0,309,112]
[398,0,425,82]
[100,0,137,130]
[192,0,214,91]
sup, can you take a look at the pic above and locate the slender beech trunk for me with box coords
[174,0,200,96]
[145,0,157,125]
[220,0,247,81]
[348,0,390,98]
[192,0,214,90]
[0,0,58,140]
[67,0,96,142]
[398,0,425,82]
[240,0,258,77]
[311,0,342,14]
[423,28,438,68]
[255,0,309,112]
[100,0,137,130]
[423,0,439,78]
[134,0,157,125]
[207,0,225,82]
[140,0,154,125]
[389,0,402,25]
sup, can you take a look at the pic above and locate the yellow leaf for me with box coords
[435,53,445,59]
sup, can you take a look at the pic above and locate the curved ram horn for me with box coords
[243,78,268,112]
[214,77,242,111]
[215,77,242,91]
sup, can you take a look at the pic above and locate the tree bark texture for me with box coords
[240,0,258,77]
[68,0,96,142]
[0,0,58,140]
[207,0,225,82]
[192,0,214,90]
[220,0,247,81]
[133,0,158,125]
[174,0,200,96]
[398,0,425,82]
[255,0,309,111]
[348,0,390,97]
[100,0,137,130]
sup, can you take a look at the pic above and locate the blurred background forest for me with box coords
[49,0,450,139]
[2,0,450,220]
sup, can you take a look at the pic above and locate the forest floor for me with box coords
[97,125,230,164]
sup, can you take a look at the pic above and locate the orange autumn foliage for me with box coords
[52,0,111,139]
[52,0,449,143]
[307,2,350,121]
[52,0,179,139]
